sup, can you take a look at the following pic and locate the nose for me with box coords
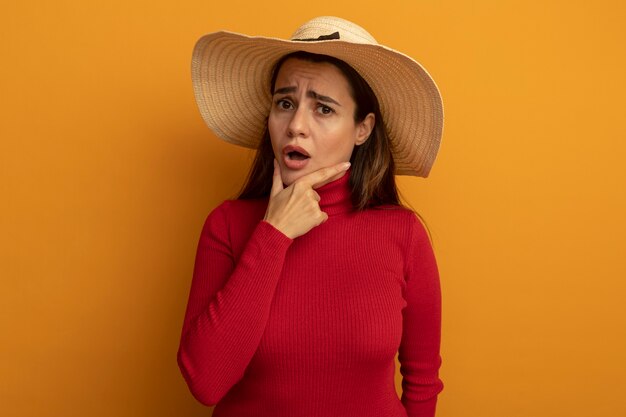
[287,105,310,138]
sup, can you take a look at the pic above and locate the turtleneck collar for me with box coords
[315,167,354,216]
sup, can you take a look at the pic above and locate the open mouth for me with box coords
[287,151,310,161]
[283,145,311,161]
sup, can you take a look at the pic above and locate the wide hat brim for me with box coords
[191,22,443,177]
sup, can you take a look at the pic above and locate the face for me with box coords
[268,58,374,186]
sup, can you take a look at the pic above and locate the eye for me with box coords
[275,98,293,110]
[317,104,335,115]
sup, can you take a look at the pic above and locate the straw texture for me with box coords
[191,16,443,177]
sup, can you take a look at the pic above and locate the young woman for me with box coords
[178,16,445,417]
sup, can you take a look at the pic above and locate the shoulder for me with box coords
[368,204,423,231]
[205,198,267,223]
[401,210,437,280]
[359,204,430,248]
[201,198,268,241]
[368,205,433,255]
[376,204,428,238]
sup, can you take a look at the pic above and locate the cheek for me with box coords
[319,135,356,162]
[267,116,280,152]
[325,123,358,151]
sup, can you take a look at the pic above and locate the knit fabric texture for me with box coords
[177,168,444,417]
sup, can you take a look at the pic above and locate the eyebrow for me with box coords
[273,86,341,106]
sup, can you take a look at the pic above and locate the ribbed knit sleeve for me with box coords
[399,214,444,417]
[177,200,293,406]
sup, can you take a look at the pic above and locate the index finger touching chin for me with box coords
[302,162,351,189]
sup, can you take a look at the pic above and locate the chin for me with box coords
[281,172,301,187]
[279,162,348,187]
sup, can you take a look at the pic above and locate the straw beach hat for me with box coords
[191,16,443,177]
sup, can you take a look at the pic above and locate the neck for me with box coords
[315,167,353,216]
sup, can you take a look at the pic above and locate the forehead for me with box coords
[274,58,351,94]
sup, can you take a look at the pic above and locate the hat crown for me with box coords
[191,16,443,177]
[290,16,377,45]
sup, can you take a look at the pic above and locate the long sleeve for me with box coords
[398,214,444,417]
[177,200,293,406]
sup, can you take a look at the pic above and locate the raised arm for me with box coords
[178,161,350,406]
[177,200,293,406]
[399,214,444,417]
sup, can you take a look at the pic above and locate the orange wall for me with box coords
[2,1,625,416]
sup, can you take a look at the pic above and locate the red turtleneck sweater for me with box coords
[177,168,443,417]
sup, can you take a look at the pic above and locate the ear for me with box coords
[355,113,375,146]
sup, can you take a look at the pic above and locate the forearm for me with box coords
[178,214,292,405]
[399,213,444,417]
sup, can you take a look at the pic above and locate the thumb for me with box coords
[270,158,284,198]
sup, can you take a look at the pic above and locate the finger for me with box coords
[305,188,321,202]
[299,161,351,189]
[270,159,284,198]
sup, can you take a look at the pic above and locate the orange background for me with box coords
[2,1,625,416]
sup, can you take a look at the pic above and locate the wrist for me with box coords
[262,218,292,239]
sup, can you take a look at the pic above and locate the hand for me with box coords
[263,159,351,239]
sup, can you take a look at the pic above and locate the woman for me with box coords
[177,16,444,417]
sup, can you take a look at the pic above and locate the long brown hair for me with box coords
[236,51,425,222]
